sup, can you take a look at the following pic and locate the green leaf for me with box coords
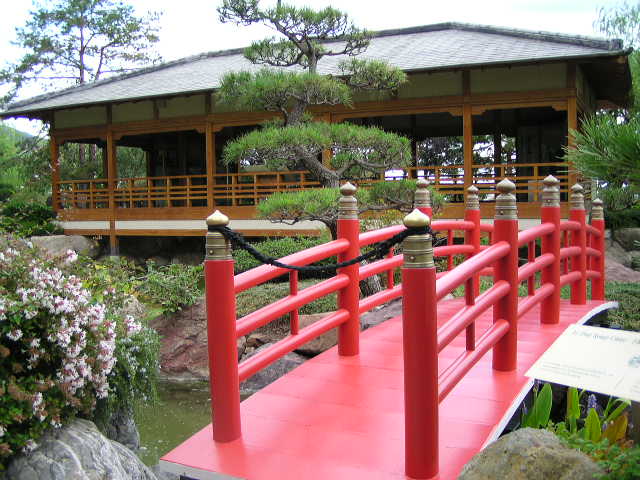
[584,407,602,442]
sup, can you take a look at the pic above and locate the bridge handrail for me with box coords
[560,220,581,231]
[235,274,350,337]
[435,241,510,300]
[517,222,554,247]
[586,224,602,238]
[234,238,349,293]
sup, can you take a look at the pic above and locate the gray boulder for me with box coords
[613,227,640,251]
[458,428,603,480]
[240,343,306,396]
[31,235,101,259]
[5,419,157,480]
[103,406,140,451]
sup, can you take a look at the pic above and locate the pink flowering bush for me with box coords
[0,237,159,467]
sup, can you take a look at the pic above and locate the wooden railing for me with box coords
[202,176,604,478]
[55,161,570,211]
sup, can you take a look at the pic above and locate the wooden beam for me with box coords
[463,104,474,195]
[206,123,216,210]
[50,135,60,212]
[106,129,118,255]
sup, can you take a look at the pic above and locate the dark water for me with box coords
[134,381,212,466]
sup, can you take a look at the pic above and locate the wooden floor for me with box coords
[160,299,615,480]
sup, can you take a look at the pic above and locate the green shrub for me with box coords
[0,237,158,468]
[0,184,14,203]
[0,201,61,237]
[233,236,332,277]
[605,206,640,230]
[136,262,204,314]
[605,282,640,331]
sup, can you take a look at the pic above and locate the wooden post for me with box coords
[401,209,438,480]
[591,199,605,300]
[540,175,561,324]
[567,64,579,190]
[106,130,118,256]
[463,103,473,202]
[205,210,241,442]
[570,184,587,305]
[337,182,360,356]
[50,135,60,212]
[492,179,519,372]
[205,123,216,209]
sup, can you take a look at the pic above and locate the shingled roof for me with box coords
[1,22,629,117]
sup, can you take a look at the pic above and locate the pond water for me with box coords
[134,381,212,466]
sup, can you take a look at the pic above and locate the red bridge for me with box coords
[160,176,615,480]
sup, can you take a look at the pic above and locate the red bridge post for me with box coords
[540,175,561,324]
[414,178,433,218]
[337,182,360,356]
[570,184,587,304]
[492,179,519,372]
[401,209,439,480]
[205,210,241,442]
[465,185,481,300]
[591,198,606,300]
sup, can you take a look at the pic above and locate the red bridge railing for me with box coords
[202,175,605,478]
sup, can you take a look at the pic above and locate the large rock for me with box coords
[293,313,338,356]
[103,406,140,451]
[5,419,157,480]
[605,236,633,268]
[458,428,603,480]
[117,295,147,320]
[612,227,640,251]
[31,235,101,259]
[150,299,246,381]
[240,343,306,396]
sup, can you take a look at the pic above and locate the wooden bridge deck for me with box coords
[160,299,615,480]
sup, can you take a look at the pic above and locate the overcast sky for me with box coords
[0,0,621,133]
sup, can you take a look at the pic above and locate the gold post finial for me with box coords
[570,183,585,211]
[206,209,230,227]
[495,178,517,220]
[466,184,479,210]
[402,209,433,268]
[591,198,604,220]
[205,210,231,260]
[338,182,358,220]
[541,175,560,207]
[414,178,432,209]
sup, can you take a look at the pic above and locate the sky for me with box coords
[0,0,623,134]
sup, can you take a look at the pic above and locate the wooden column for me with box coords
[50,135,60,212]
[567,64,579,190]
[106,129,118,256]
[462,71,473,203]
[206,123,216,209]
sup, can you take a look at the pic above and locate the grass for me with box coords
[451,276,640,332]
[235,279,338,334]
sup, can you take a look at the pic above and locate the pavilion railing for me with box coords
[201,175,604,478]
[54,161,570,211]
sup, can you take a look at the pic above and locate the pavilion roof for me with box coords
[1,22,630,117]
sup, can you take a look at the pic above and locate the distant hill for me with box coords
[0,122,33,143]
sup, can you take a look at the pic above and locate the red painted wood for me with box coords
[162,299,608,480]
[402,264,439,479]
[337,217,361,356]
[205,258,241,442]
[591,218,605,300]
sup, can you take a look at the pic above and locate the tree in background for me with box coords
[216,0,411,188]
[564,2,640,221]
[1,0,162,104]
[0,0,162,198]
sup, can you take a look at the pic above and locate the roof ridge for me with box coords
[2,22,625,113]
[370,22,622,50]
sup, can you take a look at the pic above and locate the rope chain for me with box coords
[208,225,439,273]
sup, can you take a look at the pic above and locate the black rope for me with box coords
[209,224,438,273]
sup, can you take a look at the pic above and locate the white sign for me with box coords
[525,324,640,402]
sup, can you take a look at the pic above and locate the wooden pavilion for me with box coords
[0,22,631,253]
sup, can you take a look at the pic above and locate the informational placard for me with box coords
[526,324,640,402]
